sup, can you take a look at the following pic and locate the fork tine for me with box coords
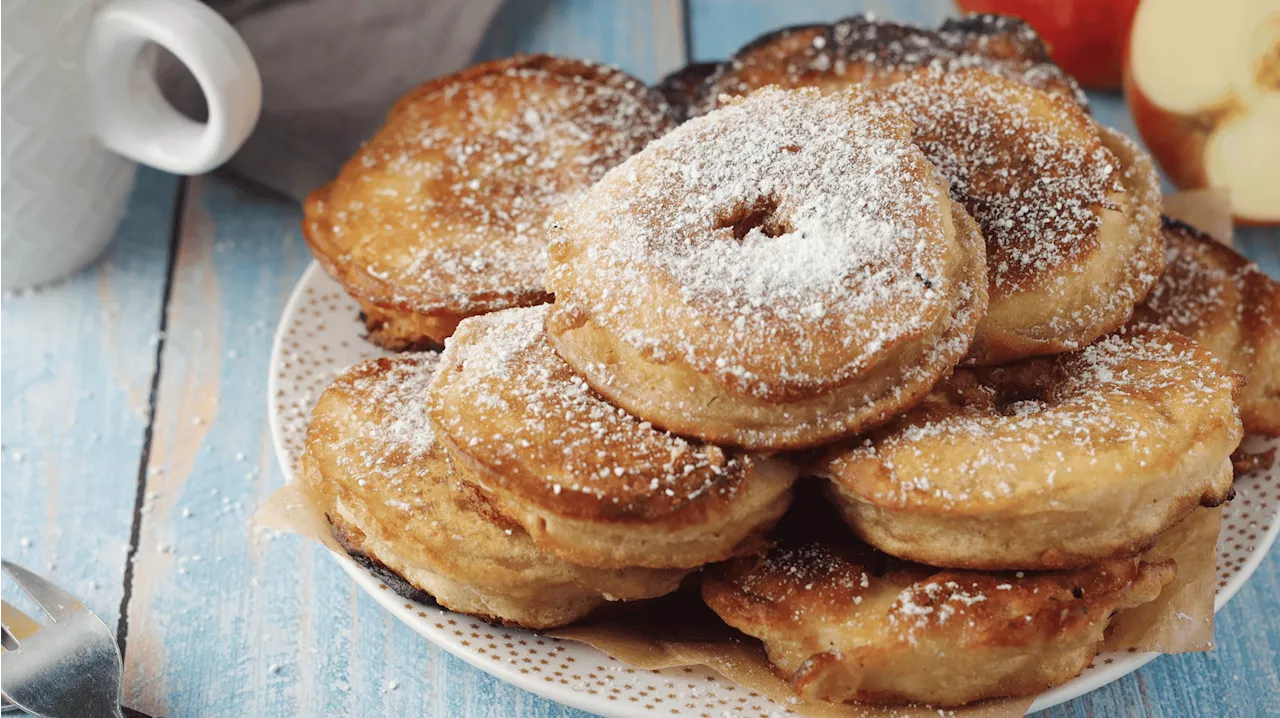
[1,562,85,622]
[1,601,41,650]
[1,624,17,651]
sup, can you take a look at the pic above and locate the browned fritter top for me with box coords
[427,306,757,524]
[692,14,1085,116]
[303,55,674,316]
[702,493,1174,679]
[818,325,1242,514]
[708,526,1167,648]
[873,68,1122,296]
[1136,218,1280,341]
[1133,218,1280,435]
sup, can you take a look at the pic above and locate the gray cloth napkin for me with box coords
[162,0,502,202]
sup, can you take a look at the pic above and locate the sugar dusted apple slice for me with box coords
[1126,0,1280,224]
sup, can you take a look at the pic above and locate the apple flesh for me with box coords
[956,0,1141,89]
[1126,0,1280,225]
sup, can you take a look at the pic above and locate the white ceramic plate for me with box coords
[269,262,1280,717]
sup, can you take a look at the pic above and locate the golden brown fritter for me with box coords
[544,87,987,449]
[426,306,799,570]
[817,325,1241,570]
[873,69,1164,364]
[303,55,674,350]
[702,500,1174,707]
[304,354,686,629]
[691,13,1086,116]
[1132,217,1280,435]
[676,17,1163,366]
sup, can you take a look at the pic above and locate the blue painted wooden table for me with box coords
[3,1,1278,716]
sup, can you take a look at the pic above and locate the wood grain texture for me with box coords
[118,2,684,716]
[1,168,178,637]
[685,5,1279,717]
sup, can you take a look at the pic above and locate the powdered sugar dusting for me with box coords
[683,17,1162,355]
[829,326,1240,509]
[697,13,1086,118]
[710,504,1165,664]
[1138,220,1278,336]
[313,353,493,521]
[333,354,443,478]
[874,69,1120,295]
[1133,220,1280,434]
[736,541,874,614]
[309,351,694,606]
[548,86,971,396]
[309,57,672,313]
[889,578,988,643]
[429,306,752,519]
[1144,241,1239,332]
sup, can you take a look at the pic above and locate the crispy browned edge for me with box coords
[328,513,453,613]
[427,313,769,524]
[328,510,680,630]
[1152,215,1280,435]
[303,54,678,349]
[699,487,1180,706]
[656,62,721,122]
[662,13,1085,121]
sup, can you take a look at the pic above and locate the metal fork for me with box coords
[1,561,151,718]
[2,600,42,713]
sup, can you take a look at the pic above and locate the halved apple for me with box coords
[1126,0,1280,224]
[957,0,1141,89]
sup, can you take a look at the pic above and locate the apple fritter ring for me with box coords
[689,13,1086,117]
[816,325,1242,570]
[873,68,1165,364]
[303,55,675,350]
[676,18,1162,365]
[426,306,799,570]
[1132,217,1280,435]
[544,87,988,450]
[303,354,687,630]
[701,506,1174,707]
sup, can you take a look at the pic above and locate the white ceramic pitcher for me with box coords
[2,0,261,290]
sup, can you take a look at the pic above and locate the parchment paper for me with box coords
[1102,507,1222,653]
[1164,188,1234,246]
[255,478,1223,718]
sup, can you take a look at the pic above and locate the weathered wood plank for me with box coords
[120,2,685,715]
[119,176,318,715]
[1,168,178,636]
[687,2,1280,716]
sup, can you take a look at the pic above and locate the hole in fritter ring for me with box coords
[713,195,790,241]
[992,381,1051,417]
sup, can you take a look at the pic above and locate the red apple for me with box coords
[956,0,1141,89]
[1125,0,1280,225]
